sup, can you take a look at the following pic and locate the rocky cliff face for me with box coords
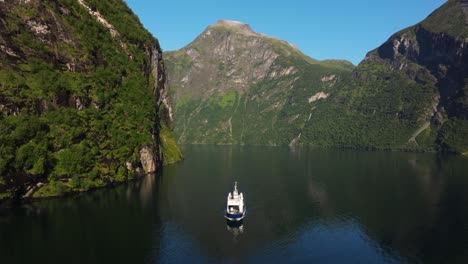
[166,20,300,99]
[165,20,354,145]
[353,0,468,152]
[0,0,181,202]
[366,18,468,122]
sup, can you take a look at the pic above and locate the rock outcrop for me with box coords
[139,146,157,174]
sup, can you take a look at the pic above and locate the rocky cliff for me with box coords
[165,20,354,145]
[347,0,468,152]
[0,0,182,202]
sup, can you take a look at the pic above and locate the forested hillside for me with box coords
[0,0,181,202]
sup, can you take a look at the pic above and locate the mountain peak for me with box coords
[208,20,256,35]
[211,19,249,28]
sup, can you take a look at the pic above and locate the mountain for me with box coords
[340,0,468,152]
[165,20,354,145]
[166,1,468,153]
[0,0,181,202]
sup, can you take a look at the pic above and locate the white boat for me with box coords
[225,182,246,221]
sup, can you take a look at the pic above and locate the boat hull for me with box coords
[225,211,246,221]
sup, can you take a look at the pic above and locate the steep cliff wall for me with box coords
[0,0,181,202]
[356,0,468,152]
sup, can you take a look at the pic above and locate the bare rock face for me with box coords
[165,20,303,100]
[139,146,157,174]
[146,46,174,122]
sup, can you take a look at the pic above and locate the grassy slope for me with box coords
[420,0,468,39]
[168,33,355,145]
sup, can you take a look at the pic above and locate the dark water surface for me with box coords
[2,146,468,263]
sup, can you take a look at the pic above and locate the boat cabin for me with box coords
[225,182,245,221]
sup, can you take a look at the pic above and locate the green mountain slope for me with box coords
[0,0,181,202]
[329,0,468,152]
[166,0,468,153]
[165,20,354,145]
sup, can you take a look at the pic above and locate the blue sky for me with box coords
[125,0,447,65]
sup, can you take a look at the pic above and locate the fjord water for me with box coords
[2,146,468,263]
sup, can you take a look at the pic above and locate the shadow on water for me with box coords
[226,220,245,241]
[1,146,468,263]
[0,172,164,264]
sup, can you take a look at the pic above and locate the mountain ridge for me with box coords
[189,20,353,66]
[165,20,355,145]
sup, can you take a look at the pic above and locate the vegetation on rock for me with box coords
[0,0,181,202]
[166,1,468,154]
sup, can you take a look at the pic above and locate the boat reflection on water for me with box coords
[226,219,244,237]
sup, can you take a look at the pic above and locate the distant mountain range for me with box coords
[165,0,468,154]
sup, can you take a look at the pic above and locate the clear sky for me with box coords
[124,0,447,65]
